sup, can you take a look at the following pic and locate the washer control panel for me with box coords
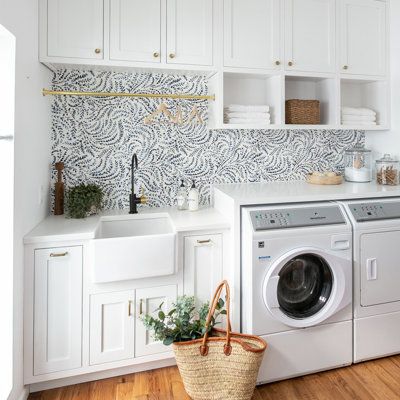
[349,201,400,222]
[250,205,345,230]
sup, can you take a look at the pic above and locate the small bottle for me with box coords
[188,181,199,211]
[177,179,188,210]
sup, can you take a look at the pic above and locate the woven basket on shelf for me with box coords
[286,99,320,124]
[173,281,267,400]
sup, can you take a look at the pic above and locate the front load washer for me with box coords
[341,198,400,363]
[241,203,352,384]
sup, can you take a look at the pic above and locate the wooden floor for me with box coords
[29,355,400,400]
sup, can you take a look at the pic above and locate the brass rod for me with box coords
[42,88,215,101]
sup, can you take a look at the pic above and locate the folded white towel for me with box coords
[342,121,377,126]
[342,115,376,122]
[227,118,271,124]
[341,107,376,117]
[225,104,270,113]
[224,112,270,119]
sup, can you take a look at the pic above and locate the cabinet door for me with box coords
[224,0,280,69]
[285,0,335,73]
[90,291,135,365]
[166,0,213,66]
[47,0,104,59]
[34,247,82,375]
[360,231,400,307]
[184,234,223,305]
[135,285,177,357]
[110,0,162,63]
[340,0,386,76]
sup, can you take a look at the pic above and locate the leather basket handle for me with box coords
[200,280,232,356]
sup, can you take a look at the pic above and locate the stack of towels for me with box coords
[341,107,377,126]
[224,104,271,125]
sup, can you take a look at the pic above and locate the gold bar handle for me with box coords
[128,301,133,317]
[139,299,144,315]
[50,252,68,258]
[197,239,213,245]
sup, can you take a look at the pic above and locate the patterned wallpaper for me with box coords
[51,70,365,209]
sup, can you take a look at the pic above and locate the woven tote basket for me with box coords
[285,99,320,124]
[173,281,267,400]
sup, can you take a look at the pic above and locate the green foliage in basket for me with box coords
[66,183,103,219]
[141,295,226,346]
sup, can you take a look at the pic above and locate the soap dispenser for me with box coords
[177,179,188,210]
[188,181,199,211]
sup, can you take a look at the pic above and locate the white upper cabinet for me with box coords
[285,0,336,73]
[33,247,82,375]
[47,0,104,59]
[166,0,213,66]
[110,0,162,63]
[223,0,281,70]
[340,0,386,76]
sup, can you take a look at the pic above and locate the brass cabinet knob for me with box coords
[288,61,293,66]
[153,52,160,58]
[95,48,101,54]
[343,65,349,70]
[169,53,176,59]
[275,60,281,66]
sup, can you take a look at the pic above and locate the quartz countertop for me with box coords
[24,207,230,244]
[213,180,400,206]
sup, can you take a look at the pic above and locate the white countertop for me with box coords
[214,180,400,206]
[24,207,230,244]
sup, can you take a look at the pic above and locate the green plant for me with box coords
[141,295,226,346]
[66,183,103,219]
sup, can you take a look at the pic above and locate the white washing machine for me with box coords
[241,203,353,384]
[341,198,400,363]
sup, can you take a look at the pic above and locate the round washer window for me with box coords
[277,254,333,319]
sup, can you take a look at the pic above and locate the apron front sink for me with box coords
[92,215,176,283]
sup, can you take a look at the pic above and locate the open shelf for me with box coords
[223,72,282,126]
[285,76,337,126]
[340,78,389,130]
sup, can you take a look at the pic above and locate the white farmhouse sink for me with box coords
[92,215,176,283]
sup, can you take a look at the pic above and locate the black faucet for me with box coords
[129,153,147,214]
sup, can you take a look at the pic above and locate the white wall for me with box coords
[365,0,400,159]
[0,1,52,399]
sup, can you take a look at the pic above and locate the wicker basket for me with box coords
[173,281,267,400]
[286,99,320,124]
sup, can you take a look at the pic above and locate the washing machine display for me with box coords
[250,205,345,230]
[277,254,333,319]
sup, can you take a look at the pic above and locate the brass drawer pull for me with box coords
[197,239,213,245]
[50,251,68,258]
[128,301,133,317]
[139,299,144,315]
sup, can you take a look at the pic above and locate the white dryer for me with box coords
[241,203,353,384]
[341,198,400,363]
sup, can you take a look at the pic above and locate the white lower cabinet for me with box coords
[184,234,223,305]
[33,246,83,375]
[90,290,135,365]
[135,285,178,357]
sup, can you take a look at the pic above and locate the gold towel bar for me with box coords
[42,88,215,101]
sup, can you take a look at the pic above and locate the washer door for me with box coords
[263,247,348,328]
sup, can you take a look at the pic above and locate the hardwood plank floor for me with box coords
[29,356,400,400]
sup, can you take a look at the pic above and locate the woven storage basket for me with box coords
[286,99,320,124]
[173,281,267,400]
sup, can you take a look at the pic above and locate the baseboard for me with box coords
[29,358,176,393]
[9,387,29,400]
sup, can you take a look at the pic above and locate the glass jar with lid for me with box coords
[344,146,372,182]
[376,154,399,185]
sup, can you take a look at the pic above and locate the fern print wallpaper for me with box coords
[51,69,365,209]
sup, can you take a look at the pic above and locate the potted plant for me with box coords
[141,295,226,346]
[66,183,103,219]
